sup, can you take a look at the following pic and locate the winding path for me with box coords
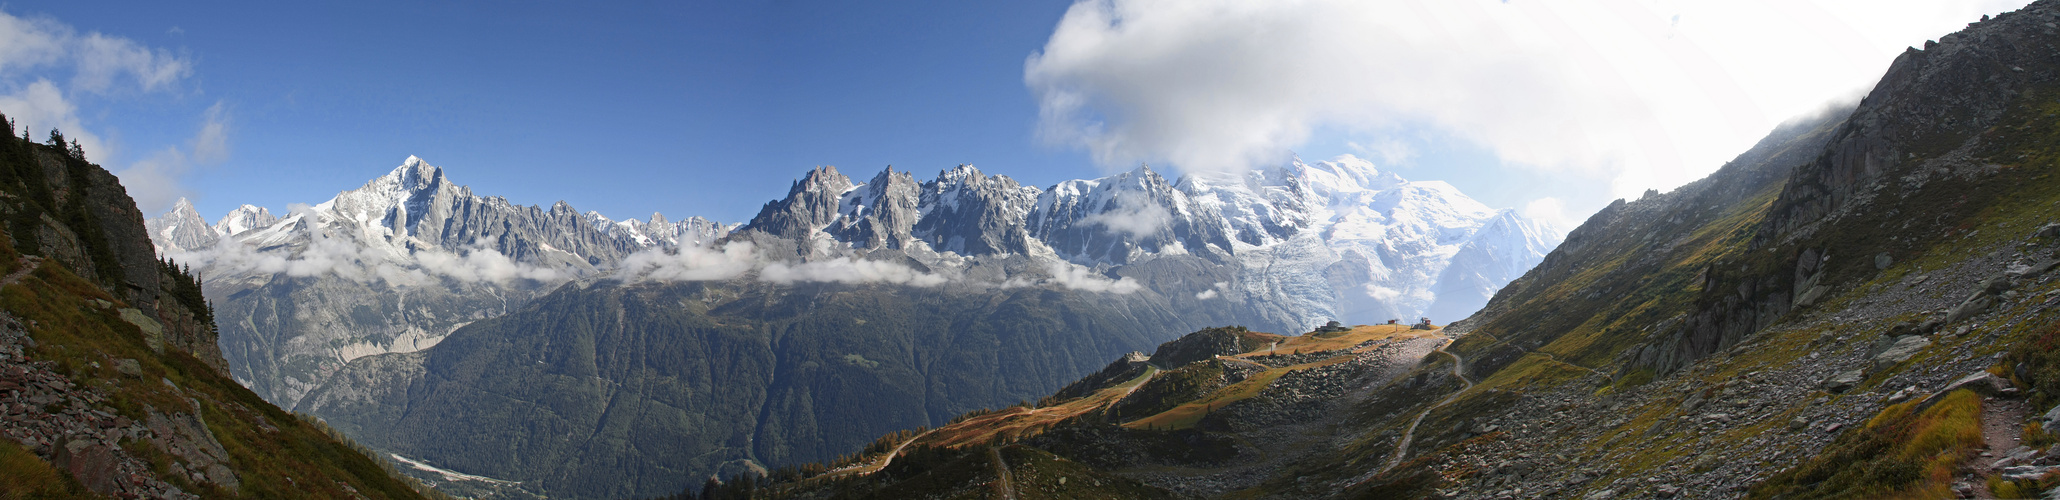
[1376,337,1474,476]
[988,446,1018,500]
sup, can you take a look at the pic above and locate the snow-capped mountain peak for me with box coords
[146,197,218,254]
[214,204,279,238]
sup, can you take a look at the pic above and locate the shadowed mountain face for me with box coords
[297,278,1239,498]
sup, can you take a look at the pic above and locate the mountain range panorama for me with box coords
[140,154,1558,497]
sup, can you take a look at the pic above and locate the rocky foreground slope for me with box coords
[0,126,431,498]
[677,3,2060,498]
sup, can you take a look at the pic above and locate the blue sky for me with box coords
[0,0,2035,229]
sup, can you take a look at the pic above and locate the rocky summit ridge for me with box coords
[149,154,1556,410]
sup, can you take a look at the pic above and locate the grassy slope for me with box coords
[0,233,428,499]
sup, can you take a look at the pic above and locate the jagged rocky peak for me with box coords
[324,156,473,238]
[741,165,855,239]
[914,164,1040,256]
[145,197,218,253]
[829,166,922,249]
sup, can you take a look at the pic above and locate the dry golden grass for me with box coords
[914,367,1159,449]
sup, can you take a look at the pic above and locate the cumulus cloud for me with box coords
[1080,192,1171,237]
[70,32,190,94]
[1044,261,1143,294]
[1026,0,2030,198]
[1195,281,1228,300]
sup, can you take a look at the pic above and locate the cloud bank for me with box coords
[1043,261,1143,294]
[1026,0,2030,198]
[614,242,948,287]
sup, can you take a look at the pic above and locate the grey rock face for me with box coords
[1870,335,1931,373]
[144,198,217,253]
[1822,369,1863,393]
[1940,369,2015,396]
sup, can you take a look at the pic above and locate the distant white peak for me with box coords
[936,164,984,184]
[213,204,280,236]
[649,212,670,226]
[170,197,199,213]
[386,156,444,191]
[584,211,615,229]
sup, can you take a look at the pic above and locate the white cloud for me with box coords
[113,100,230,212]
[615,242,947,287]
[172,227,566,286]
[1044,260,1143,294]
[615,242,758,282]
[0,79,104,159]
[761,257,947,287]
[1079,192,1171,237]
[1522,197,1575,233]
[1195,280,1227,300]
[190,101,229,163]
[1027,0,2030,199]
[71,32,190,94]
[415,239,565,283]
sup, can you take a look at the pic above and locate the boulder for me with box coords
[1871,336,1931,373]
[54,439,120,494]
[1876,253,1894,270]
[1887,385,1921,404]
[1946,294,1994,323]
[116,308,165,354]
[113,358,141,377]
[2044,404,2060,432]
[1823,369,1865,393]
[1941,370,2017,397]
[1998,465,2056,482]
